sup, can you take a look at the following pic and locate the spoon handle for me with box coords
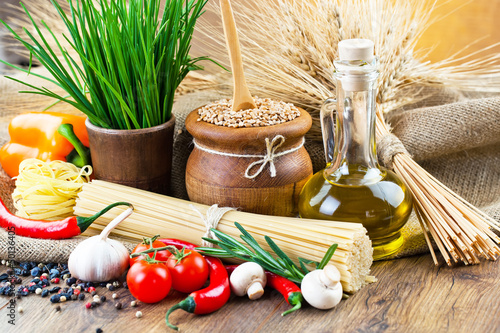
[220,0,256,111]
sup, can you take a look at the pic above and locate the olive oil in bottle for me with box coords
[298,39,413,259]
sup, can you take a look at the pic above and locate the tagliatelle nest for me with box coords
[195,0,500,141]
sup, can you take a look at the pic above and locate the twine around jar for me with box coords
[193,135,305,179]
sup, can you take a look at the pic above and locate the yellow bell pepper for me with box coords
[0,112,90,177]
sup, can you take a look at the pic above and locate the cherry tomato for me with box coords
[130,236,171,266]
[167,249,209,293]
[126,260,172,303]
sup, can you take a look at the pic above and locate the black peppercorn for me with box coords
[115,302,122,310]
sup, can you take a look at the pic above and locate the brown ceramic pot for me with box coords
[86,115,175,194]
[185,109,313,217]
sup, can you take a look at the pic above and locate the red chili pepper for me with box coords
[226,265,303,316]
[265,271,303,316]
[158,238,197,251]
[0,197,132,239]
[161,239,230,331]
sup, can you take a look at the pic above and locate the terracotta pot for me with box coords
[86,116,175,194]
[185,109,313,217]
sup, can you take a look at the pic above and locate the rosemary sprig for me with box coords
[196,222,338,284]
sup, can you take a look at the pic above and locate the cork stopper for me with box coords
[338,39,374,63]
[337,39,375,91]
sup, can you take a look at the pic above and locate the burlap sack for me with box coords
[1,89,499,263]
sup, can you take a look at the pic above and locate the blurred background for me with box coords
[0,0,499,72]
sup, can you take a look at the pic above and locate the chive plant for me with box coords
[0,0,212,129]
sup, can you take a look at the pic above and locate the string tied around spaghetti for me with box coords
[190,204,236,247]
[245,135,285,179]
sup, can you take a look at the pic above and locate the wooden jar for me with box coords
[86,116,175,195]
[185,108,313,217]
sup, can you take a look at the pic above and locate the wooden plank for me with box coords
[1,254,499,332]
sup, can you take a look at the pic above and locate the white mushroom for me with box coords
[230,262,267,300]
[301,264,343,310]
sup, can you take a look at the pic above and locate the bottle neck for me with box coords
[325,70,382,185]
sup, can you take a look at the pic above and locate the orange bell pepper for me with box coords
[0,112,90,177]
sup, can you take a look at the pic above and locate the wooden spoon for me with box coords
[220,0,257,111]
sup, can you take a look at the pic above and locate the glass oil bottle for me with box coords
[298,39,413,260]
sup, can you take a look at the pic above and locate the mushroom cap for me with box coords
[230,262,267,298]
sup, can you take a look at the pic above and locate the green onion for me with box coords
[0,0,212,129]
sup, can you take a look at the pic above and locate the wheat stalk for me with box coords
[196,0,500,141]
[195,0,500,265]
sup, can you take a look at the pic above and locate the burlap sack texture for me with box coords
[0,88,499,263]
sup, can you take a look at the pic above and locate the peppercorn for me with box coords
[51,278,60,284]
[6,268,13,275]
[91,291,97,296]
[55,305,61,312]
[108,285,116,292]
[60,296,67,302]
[73,289,81,296]
[90,301,97,308]
[71,294,78,300]
[79,293,85,301]
[41,289,49,298]
[66,277,77,286]
[88,286,96,293]
[135,311,142,318]
[96,328,103,333]
[100,295,106,302]
[62,274,70,280]
[35,288,42,295]
[49,287,61,294]
[115,302,122,310]
[112,281,120,288]
[50,295,61,303]
[30,267,41,277]
[18,306,24,313]
[131,300,137,307]
[112,293,117,299]
[86,302,92,309]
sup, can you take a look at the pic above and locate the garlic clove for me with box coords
[68,206,133,282]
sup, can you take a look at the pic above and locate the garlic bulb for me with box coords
[68,205,133,282]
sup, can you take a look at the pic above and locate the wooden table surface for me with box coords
[1,252,498,333]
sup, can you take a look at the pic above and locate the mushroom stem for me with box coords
[247,281,265,300]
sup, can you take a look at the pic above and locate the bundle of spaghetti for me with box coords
[13,159,92,220]
[74,180,373,293]
[376,111,500,265]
